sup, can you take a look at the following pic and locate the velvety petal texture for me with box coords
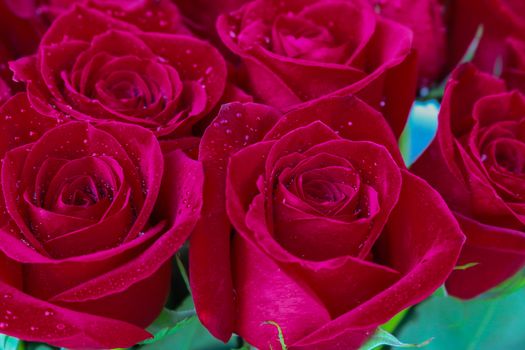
[217,0,418,137]
[502,37,525,93]
[369,0,447,87]
[192,95,464,348]
[413,64,525,298]
[0,94,204,348]
[10,2,228,137]
[447,0,525,76]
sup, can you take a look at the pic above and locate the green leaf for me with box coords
[359,328,432,350]
[231,342,254,350]
[459,25,484,64]
[0,334,25,350]
[175,254,191,294]
[381,308,410,334]
[140,296,197,345]
[420,24,484,102]
[262,321,288,350]
[432,285,449,298]
[140,316,239,350]
[26,343,56,350]
[396,288,525,350]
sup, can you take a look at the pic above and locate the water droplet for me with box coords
[56,323,65,330]
[44,310,54,317]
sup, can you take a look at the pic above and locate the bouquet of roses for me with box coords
[0,0,524,349]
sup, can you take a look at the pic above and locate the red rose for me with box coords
[502,38,525,93]
[0,77,10,104]
[2,0,187,34]
[217,0,418,137]
[172,0,249,38]
[0,0,44,55]
[447,0,525,75]
[0,93,203,348]
[190,96,464,349]
[0,0,45,94]
[369,0,447,87]
[413,64,525,298]
[10,3,228,137]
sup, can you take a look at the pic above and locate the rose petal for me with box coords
[191,102,280,341]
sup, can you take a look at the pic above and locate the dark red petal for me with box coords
[191,103,280,341]
[292,171,464,349]
[232,234,331,350]
[446,213,525,298]
[266,96,403,166]
[0,274,151,348]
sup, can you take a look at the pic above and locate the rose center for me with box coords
[273,15,344,63]
[493,139,525,174]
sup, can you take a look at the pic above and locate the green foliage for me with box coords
[140,315,239,350]
[359,328,432,350]
[460,25,484,65]
[140,296,197,345]
[381,308,410,334]
[0,335,24,350]
[396,288,525,350]
[432,285,449,298]
[141,309,197,345]
[175,254,191,294]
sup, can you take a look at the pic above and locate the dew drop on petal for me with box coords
[44,310,54,317]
